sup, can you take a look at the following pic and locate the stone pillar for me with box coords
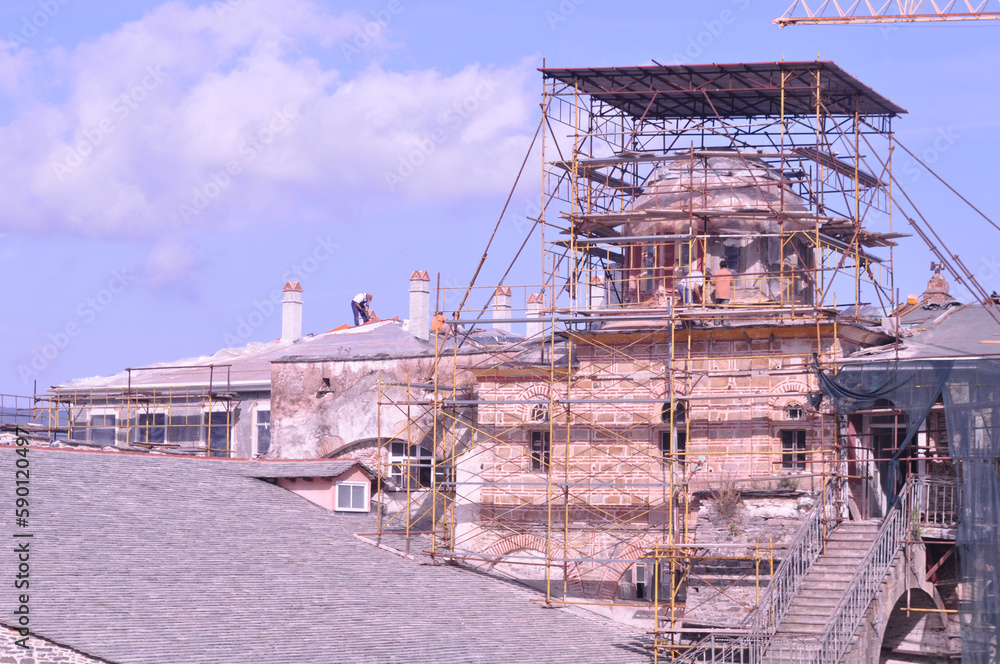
[526,292,545,338]
[493,286,512,333]
[409,270,431,341]
[281,281,303,342]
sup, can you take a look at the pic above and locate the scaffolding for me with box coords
[366,61,950,660]
[0,366,243,457]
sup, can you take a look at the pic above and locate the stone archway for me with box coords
[877,589,950,663]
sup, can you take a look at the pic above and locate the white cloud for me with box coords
[0,0,536,239]
[146,235,197,287]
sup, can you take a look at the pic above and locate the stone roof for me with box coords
[0,448,650,664]
[242,458,373,479]
[854,304,1000,360]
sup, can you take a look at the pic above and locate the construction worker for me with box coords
[431,311,451,337]
[712,260,733,305]
[351,292,373,326]
[678,260,703,305]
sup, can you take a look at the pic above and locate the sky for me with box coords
[0,0,998,396]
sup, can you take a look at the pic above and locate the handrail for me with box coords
[670,479,841,663]
[812,478,915,663]
[747,479,840,636]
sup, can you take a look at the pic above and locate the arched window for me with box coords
[660,401,687,462]
[529,403,549,423]
[784,403,803,420]
[660,401,685,424]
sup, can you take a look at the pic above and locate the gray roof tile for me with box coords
[0,448,650,664]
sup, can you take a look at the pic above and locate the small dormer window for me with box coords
[785,403,803,420]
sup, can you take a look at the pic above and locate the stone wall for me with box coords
[269,355,439,459]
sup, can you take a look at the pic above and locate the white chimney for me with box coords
[526,292,545,338]
[493,286,512,333]
[409,270,431,341]
[281,281,303,342]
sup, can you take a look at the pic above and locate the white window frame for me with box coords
[132,408,167,445]
[389,441,433,490]
[335,481,370,512]
[252,403,271,457]
[88,407,119,446]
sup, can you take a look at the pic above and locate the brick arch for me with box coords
[767,379,812,411]
[598,539,655,601]
[516,384,555,422]
[481,533,584,595]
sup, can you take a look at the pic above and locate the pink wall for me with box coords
[276,465,372,512]
[278,477,336,510]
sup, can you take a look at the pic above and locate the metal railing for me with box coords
[667,475,940,664]
[913,476,958,528]
[811,478,915,663]
[747,480,841,636]
[670,480,841,663]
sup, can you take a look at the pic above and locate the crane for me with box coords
[775,1,1000,26]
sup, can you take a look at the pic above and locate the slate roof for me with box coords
[54,321,515,391]
[243,459,373,479]
[0,448,650,664]
[854,304,1000,360]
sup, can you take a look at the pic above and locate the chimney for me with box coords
[281,281,303,342]
[493,286,512,333]
[409,270,431,341]
[526,292,545,338]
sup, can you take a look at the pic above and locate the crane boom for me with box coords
[775,0,1000,26]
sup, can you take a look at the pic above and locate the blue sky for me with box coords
[0,0,997,396]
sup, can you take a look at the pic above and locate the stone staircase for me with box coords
[771,521,880,649]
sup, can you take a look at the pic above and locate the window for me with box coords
[255,408,271,456]
[205,411,230,458]
[335,482,369,512]
[133,412,165,445]
[529,404,549,422]
[785,403,803,420]
[660,402,686,462]
[620,560,680,602]
[722,240,742,274]
[641,245,656,294]
[389,442,432,490]
[660,429,687,461]
[530,431,550,472]
[781,430,807,470]
[90,413,117,445]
